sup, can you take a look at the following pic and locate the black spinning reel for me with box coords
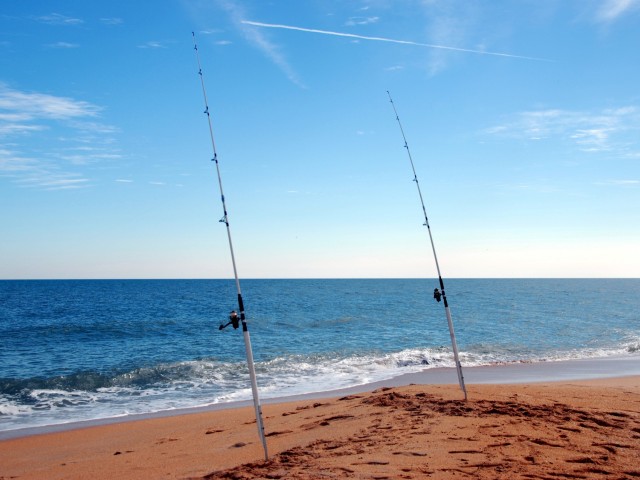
[219,310,240,330]
[433,288,442,303]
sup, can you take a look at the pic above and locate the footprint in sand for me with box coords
[155,438,178,445]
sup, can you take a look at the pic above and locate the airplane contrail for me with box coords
[242,20,550,62]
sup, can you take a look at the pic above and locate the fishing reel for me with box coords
[219,310,240,330]
[433,288,442,303]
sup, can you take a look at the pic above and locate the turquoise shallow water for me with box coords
[1,278,638,431]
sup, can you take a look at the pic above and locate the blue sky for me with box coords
[1,0,638,279]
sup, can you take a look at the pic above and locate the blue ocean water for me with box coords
[1,278,638,432]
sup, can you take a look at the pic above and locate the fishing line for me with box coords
[192,32,269,459]
[386,91,468,400]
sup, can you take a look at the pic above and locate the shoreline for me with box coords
[1,375,638,479]
[2,354,638,441]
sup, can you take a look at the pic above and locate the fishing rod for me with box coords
[192,32,269,459]
[386,91,468,401]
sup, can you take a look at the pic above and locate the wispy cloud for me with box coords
[67,120,118,134]
[55,146,122,165]
[0,85,117,190]
[595,0,640,22]
[570,128,613,151]
[46,41,79,49]
[100,17,124,26]
[0,147,37,172]
[0,145,91,190]
[597,179,639,186]
[0,122,45,136]
[345,16,379,26]
[196,28,232,45]
[214,1,305,87]
[17,175,91,190]
[486,105,640,156]
[0,86,100,121]
[241,20,550,62]
[138,41,167,49]
[35,13,84,26]
[421,3,475,75]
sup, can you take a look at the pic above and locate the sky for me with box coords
[1,0,639,279]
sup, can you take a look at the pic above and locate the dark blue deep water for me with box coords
[1,279,638,431]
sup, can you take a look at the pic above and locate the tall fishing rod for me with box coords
[192,32,268,459]
[386,91,468,401]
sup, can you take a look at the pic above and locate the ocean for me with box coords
[1,278,638,434]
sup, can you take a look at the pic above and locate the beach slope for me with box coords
[1,377,639,479]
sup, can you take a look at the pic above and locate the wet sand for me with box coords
[1,375,639,479]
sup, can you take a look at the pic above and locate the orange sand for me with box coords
[1,377,639,479]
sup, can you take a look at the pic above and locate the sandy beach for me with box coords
[1,374,639,479]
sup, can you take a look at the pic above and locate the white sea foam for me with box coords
[1,344,638,434]
[2,278,638,437]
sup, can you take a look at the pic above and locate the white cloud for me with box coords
[419,1,478,75]
[19,176,90,190]
[46,42,79,49]
[56,149,122,165]
[68,120,118,134]
[0,146,91,190]
[100,17,124,26]
[35,13,84,26]
[595,0,640,22]
[0,123,45,136]
[414,1,561,75]
[0,85,118,190]
[0,112,33,121]
[0,148,37,172]
[570,128,614,151]
[0,85,100,121]
[597,179,639,186]
[345,16,380,26]
[213,0,305,87]
[486,105,640,156]
[138,41,167,49]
